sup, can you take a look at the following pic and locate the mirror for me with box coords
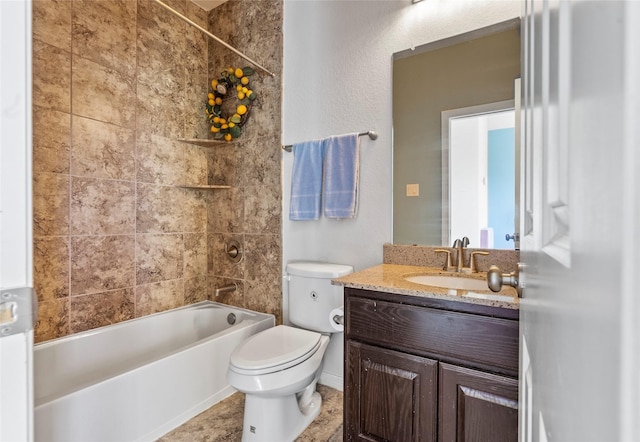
[392,19,521,249]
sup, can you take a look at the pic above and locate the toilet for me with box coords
[227,261,353,442]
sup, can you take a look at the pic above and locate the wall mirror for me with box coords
[392,19,521,249]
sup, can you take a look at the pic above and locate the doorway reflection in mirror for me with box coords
[444,105,515,249]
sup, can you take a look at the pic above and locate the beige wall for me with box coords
[32,0,282,342]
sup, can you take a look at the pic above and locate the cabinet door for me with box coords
[439,363,518,442]
[345,340,437,441]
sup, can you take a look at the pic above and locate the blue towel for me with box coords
[289,140,325,221]
[323,133,360,219]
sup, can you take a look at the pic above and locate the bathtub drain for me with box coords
[227,313,237,325]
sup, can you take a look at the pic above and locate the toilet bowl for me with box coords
[226,261,353,442]
[228,326,331,441]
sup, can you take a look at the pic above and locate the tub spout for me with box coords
[214,283,237,298]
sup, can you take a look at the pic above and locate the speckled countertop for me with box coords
[333,264,519,310]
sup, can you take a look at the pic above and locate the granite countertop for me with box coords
[332,264,519,310]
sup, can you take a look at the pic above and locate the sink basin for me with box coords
[404,274,517,302]
[404,274,489,291]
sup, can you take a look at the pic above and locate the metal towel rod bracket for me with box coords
[282,131,378,152]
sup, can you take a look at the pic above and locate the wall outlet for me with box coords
[406,183,420,197]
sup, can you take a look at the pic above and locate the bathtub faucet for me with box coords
[214,283,237,298]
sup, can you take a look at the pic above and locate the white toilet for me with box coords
[227,261,353,442]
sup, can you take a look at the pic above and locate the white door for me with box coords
[0,0,35,440]
[520,0,640,440]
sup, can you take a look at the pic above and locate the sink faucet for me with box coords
[437,237,484,273]
[452,237,469,272]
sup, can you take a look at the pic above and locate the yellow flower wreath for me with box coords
[206,67,257,142]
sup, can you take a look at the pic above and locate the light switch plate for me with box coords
[406,183,420,197]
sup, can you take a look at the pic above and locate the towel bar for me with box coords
[282,131,378,152]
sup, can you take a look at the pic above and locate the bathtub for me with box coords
[34,301,274,442]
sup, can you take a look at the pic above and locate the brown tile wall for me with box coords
[32,0,283,342]
[207,0,283,324]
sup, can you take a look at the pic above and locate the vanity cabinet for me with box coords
[344,287,519,442]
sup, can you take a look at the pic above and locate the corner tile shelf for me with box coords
[175,138,232,189]
[179,184,231,190]
[176,138,232,148]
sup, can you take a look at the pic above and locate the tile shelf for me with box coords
[176,138,232,148]
[175,137,232,189]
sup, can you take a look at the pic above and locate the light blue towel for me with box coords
[323,133,360,219]
[289,140,325,221]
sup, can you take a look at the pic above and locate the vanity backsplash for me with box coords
[383,243,519,273]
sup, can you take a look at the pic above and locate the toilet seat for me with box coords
[229,325,322,376]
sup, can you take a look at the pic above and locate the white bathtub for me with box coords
[34,301,274,442]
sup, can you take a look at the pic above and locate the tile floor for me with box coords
[158,385,343,442]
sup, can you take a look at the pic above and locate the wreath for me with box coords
[206,66,257,142]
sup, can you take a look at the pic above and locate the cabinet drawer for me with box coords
[346,296,519,376]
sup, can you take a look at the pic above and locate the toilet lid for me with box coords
[230,325,322,375]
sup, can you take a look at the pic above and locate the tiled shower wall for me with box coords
[32,0,283,342]
[206,0,283,324]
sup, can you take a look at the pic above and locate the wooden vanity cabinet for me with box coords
[344,288,519,442]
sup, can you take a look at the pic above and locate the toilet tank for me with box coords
[286,261,353,333]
